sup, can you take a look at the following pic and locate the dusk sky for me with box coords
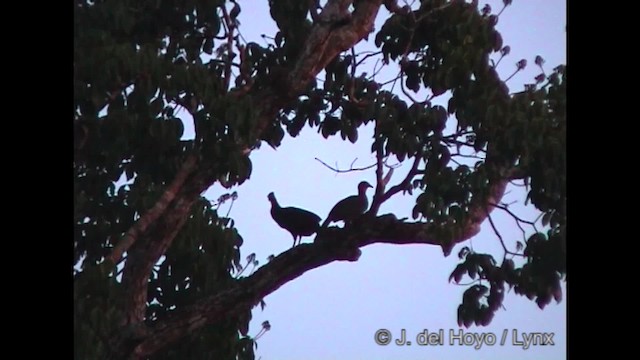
[183,1,566,359]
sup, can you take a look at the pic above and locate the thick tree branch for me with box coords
[132,237,361,357]
[120,166,215,325]
[106,154,198,266]
[287,0,381,96]
[128,168,514,356]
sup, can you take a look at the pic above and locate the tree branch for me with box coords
[374,133,385,197]
[287,0,382,97]
[129,167,514,357]
[315,157,376,172]
[106,154,199,266]
[119,166,215,325]
[369,152,422,214]
[315,156,401,173]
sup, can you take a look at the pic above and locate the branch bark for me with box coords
[120,166,215,325]
[107,154,199,266]
[129,168,514,357]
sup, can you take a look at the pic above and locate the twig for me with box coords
[509,180,527,187]
[389,72,400,93]
[454,279,484,287]
[315,155,402,174]
[369,152,422,214]
[374,134,384,197]
[497,3,510,17]
[225,198,235,218]
[450,152,484,159]
[399,70,428,105]
[504,66,523,83]
[487,211,508,253]
[487,211,526,257]
[492,203,528,240]
[221,5,236,93]
[384,159,403,169]
[442,129,473,139]
[369,58,384,81]
[346,48,368,106]
[315,157,377,172]
[355,51,383,67]
[491,203,536,225]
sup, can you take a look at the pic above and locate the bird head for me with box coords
[358,181,373,193]
[267,192,277,204]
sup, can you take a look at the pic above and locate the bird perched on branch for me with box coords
[322,181,373,227]
[268,192,321,247]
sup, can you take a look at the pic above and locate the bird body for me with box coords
[268,192,321,247]
[322,181,373,227]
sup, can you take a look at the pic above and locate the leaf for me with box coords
[125,166,135,181]
[449,205,463,223]
[411,205,420,220]
[432,105,448,133]
[230,2,241,21]
[516,59,527,70]
[347,125,358,143]
[492,32,503,52]
[203,37,214,55]
[501,259,515,272]
[447,95,457,114]
[468,264,477,279]
[449,264,466,283]
[463,315,473,328]
[108,95,125,114]
[150,97,163,116]
[552,284,562,303]
[536,293,551,310]
[458,246,470,259]
[481,4,491,16]
[480,308,494,326]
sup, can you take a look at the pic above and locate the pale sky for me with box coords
[183,1,566,359]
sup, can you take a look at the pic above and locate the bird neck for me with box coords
[269,198,280,210]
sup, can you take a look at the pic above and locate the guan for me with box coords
[268,192,322,247]
[322,181,373,227]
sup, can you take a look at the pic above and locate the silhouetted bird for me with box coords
[268,192,321,247]
[322,181,373,227]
